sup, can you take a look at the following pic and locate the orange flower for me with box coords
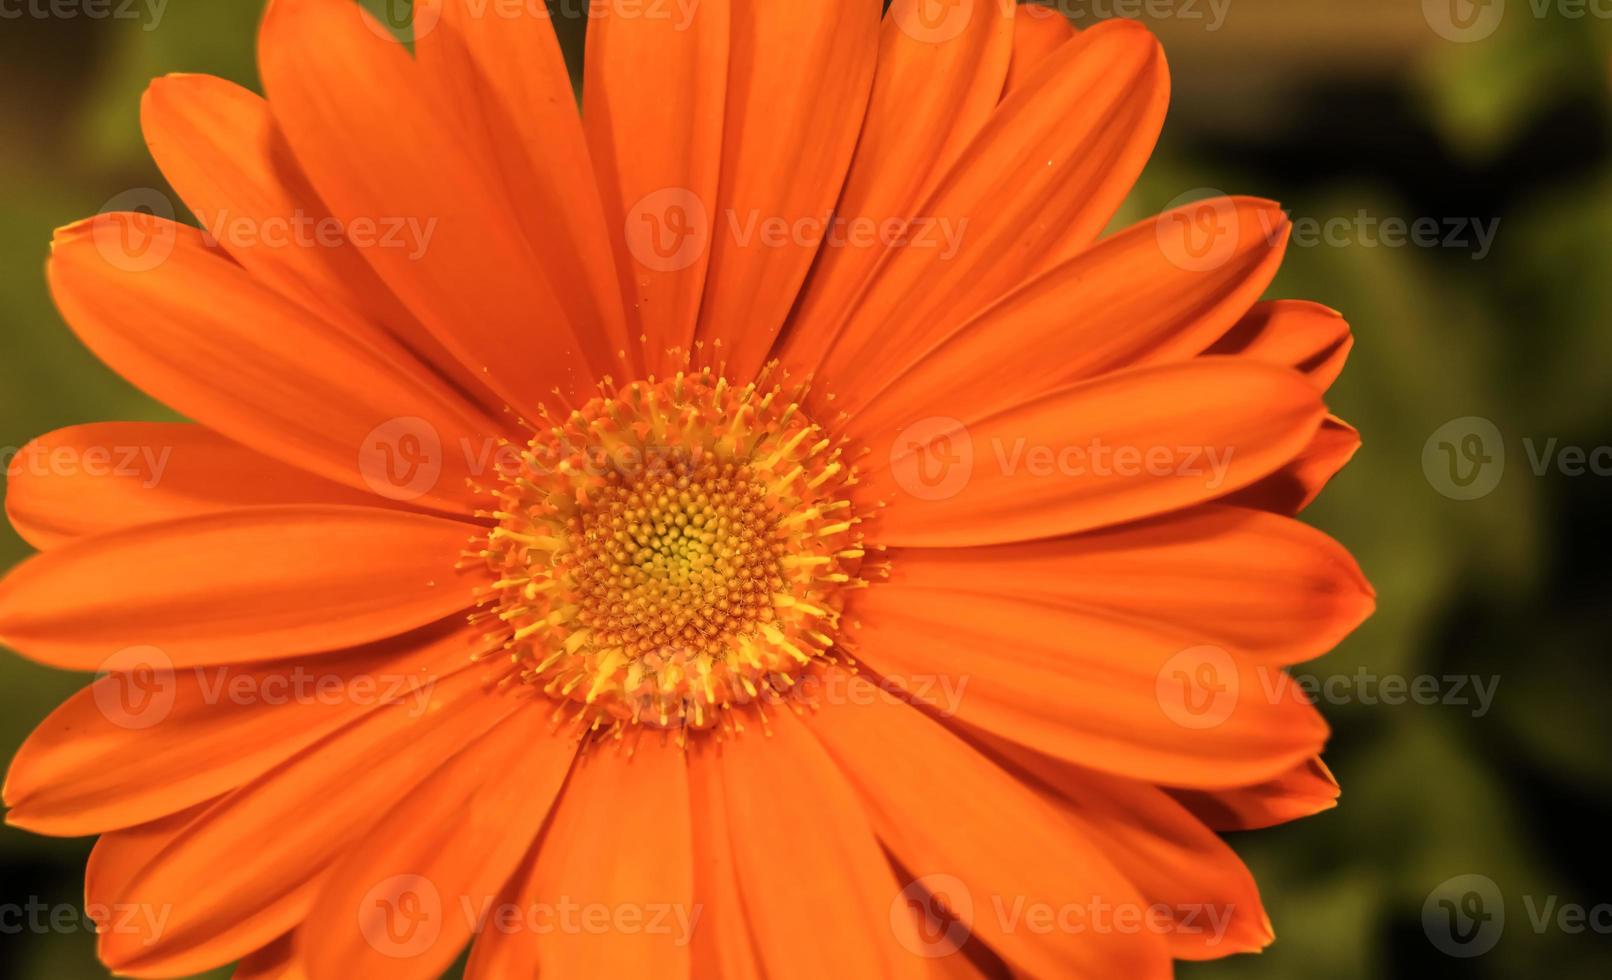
[0,1,1373,978]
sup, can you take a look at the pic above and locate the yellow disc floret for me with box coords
[474,368,864,737]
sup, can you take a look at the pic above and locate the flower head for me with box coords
[0,1,1373,978]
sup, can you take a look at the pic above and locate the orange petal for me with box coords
[512,741,695,978]
[257,0,606,416]
[686,740,763,980]
[717,709,929,980]
[1171,756,1341,831]
[297,702,576,980]
[98,664,521,976]
[4,423,383,551]
[4,620,486,836]
[809,19,1168,394]
[0,506,479,670]
[88,805,313,980]
[883,504,1374,666]
[845,581,1330,788]
[781,0,1015,359]
[844,197,1292,430]
[1003,3,1077,95]
[984,740,1276,959]
[461,862,540,980]
[1206,300,1353,390]
[583,0,729,373]
[804,672,1171,978]
[418,0,632,373]
[48,222,490,516]
[861,358,1327,548]
[85,802,214,928]
[1226,415,1361,514]
[141,73,505,421]
[693,0,880,382]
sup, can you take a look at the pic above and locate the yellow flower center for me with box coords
[476,369,865,738]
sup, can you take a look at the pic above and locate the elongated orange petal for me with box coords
[1227,415,1361,514]
[520,741,695,978]
[846,583,1330,788]
[844,198,1292,430]
[461,861,540,980]
[4,620,485,836]
[0,506,479,670]
[805,673,1171,978]
[141,73,505,421]
[1003,3,1077,95]
[1172,756,1341,831]
[85,803,214,928]
[686,740,763,980]
[983,740,1275,959]
[717,710,930,980]
[417,0,632,374]
[884,505,1374,666]
[861,358,1326,548]
[98,665,520,976]
[809,19,1168,393]
[693,0,880,383]
[48,222,490,516]
[298,702,576,980]
[584,0,729,373]
[782,0,1015,358]
[4,423,384,551]
[258,0,608,416]
[1207,300,1353,389]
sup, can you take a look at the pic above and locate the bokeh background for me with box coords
[2,1,1610,977]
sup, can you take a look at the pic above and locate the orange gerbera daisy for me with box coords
[0,1,1373,978]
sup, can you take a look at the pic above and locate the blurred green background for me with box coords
[2,1,1610,977]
